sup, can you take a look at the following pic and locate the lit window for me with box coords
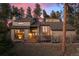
[42,26,52,36]
[14,29,24,40]
[42,26,49,33]
[29,32,33,39]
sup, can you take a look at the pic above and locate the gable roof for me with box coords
[14,18,32,22]
[50,22,75,31]
[11,18,75,31]
[39,22,75,31]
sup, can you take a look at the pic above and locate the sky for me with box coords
[11,3,64,15]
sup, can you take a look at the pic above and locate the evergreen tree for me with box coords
[19,7,24,18]
[50,10,57,19]
[0,3,14,55]
[32,3,42,24]
[43,9,49,18]
[56,11,62,21]
[0,21,13,55]
[56,11,60,18]
[67,4,79,40]
[26,7,32,18]
[33,3,42,18]
[12,6,19,19]
[67,4,75,26]
[0,3,11,20]
[50,10,62,22]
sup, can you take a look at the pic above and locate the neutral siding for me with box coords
[53,31,76,38]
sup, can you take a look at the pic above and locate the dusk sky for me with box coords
[11,3,64,15]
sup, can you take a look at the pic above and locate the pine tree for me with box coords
[0,3,11,20]
[33,3,42,18]
[0,3,13,55]
[26,7,32,18]
[43,9,49,18]
[12,6,19,19]
[67,4,79,40]
[50,10,57,19]
[19,7,24,18]
[56,11,62,21]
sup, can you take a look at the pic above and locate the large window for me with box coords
[42,26,48,33]
[14,29,25,40]
[42,26,52,36]
[31,29,38,36]
[28,28,39,42]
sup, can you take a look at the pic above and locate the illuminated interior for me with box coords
[15,29,24,40]
[29,32,33,39]
[28,28,38,42]
[42,26,52,36]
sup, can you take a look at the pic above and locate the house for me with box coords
[11,18,31,42]
[11,17,76,43]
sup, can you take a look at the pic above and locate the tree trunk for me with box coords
[62,3,68,55]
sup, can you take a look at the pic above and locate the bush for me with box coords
[0,22,14,55]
